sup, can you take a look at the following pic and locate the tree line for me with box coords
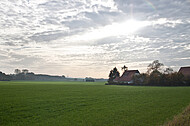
[0,71,12,81]
[0,69,66,81]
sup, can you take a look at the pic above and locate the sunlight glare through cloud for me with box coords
[71,19,150,41]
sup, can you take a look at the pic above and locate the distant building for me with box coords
[178,67,190,77]
[114,70,140,84]
[85,77,95,82]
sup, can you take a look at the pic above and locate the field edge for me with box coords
[163,104,190,126]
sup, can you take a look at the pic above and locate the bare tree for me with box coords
[147,60,164,74]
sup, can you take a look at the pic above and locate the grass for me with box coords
[0,81,190,126]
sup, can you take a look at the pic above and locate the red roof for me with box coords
[114,76,120,81]
[114,70,140,82]
[178,67,190,77]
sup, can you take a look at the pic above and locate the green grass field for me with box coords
[0,81,190,126]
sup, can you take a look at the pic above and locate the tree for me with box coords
[108,67,120,83]
[25,72,35,80]
[121,65,128,71]
[147,60,164,74]
[133,73,147,85]
[149,70,162,85]
[22,69,29,74]
[14,69,21,75]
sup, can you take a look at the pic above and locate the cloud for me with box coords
[0,0,190,77]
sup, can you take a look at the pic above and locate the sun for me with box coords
[95,19,149,37]
[69,19,149,42]
[108,19,149,35]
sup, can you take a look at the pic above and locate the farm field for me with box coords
[0,81,190,126]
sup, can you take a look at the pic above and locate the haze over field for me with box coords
[0,0,190,78]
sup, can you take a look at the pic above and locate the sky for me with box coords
[0,0,190,78]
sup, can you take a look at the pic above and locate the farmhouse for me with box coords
[114,70,140,84]
[178,67,190,77]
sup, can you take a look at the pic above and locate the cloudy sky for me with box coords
[0,0,190,78]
